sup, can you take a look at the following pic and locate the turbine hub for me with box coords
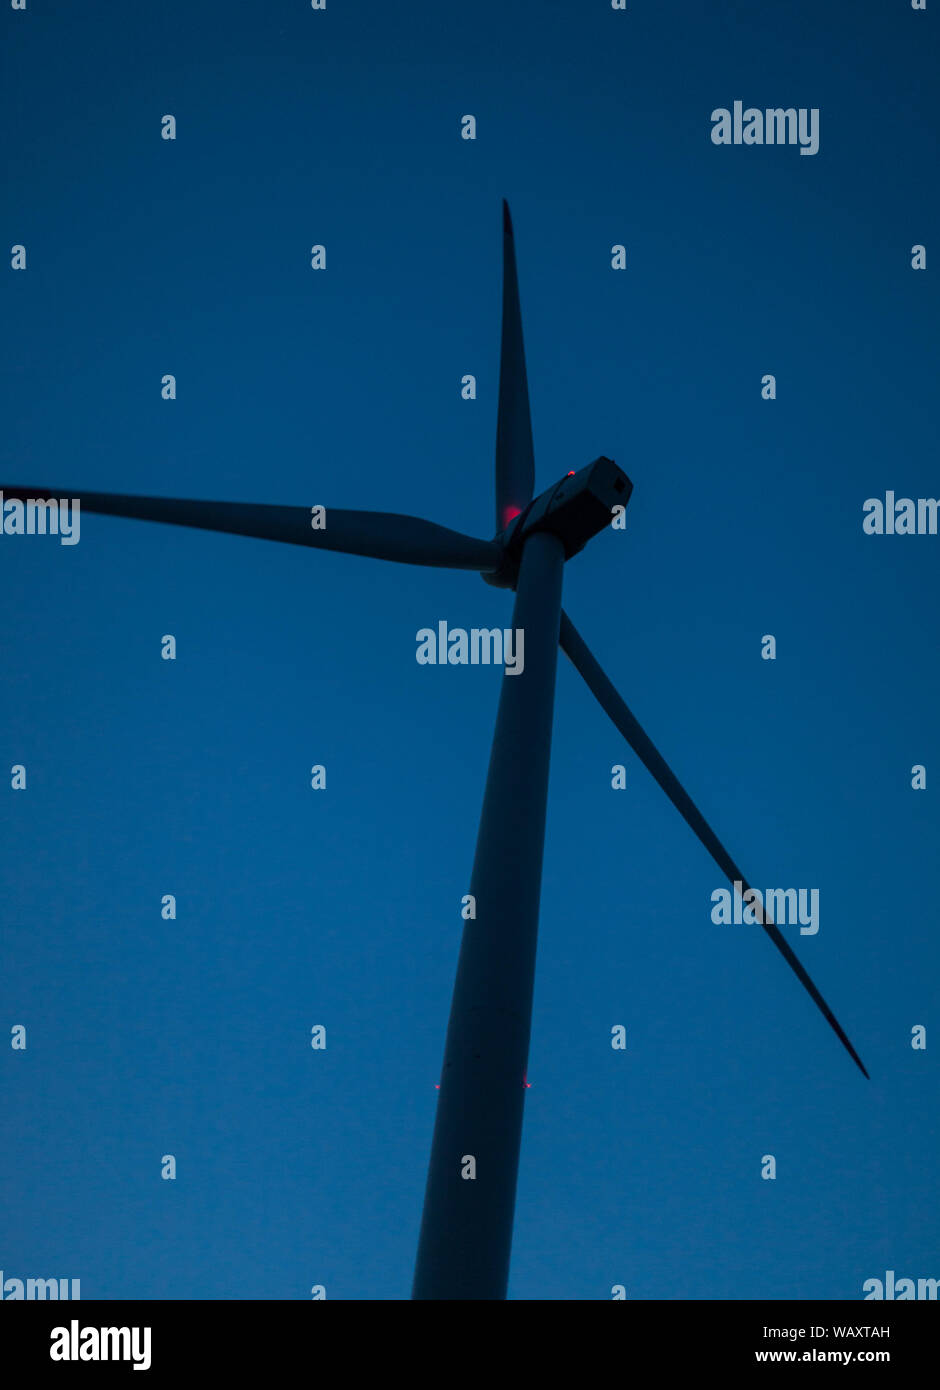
[483,456,632,588]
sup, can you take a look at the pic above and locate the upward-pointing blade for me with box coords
[495,201,535,533]
[0,487,502,572]
[559,610,869,1079]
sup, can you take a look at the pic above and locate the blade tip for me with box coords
[502,199,513,235]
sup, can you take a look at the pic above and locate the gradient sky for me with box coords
[2,0,937,1300]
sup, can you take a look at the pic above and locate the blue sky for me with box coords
[2,0,937,1299]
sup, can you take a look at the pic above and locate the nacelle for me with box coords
[484,457,632,588]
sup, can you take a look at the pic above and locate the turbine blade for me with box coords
[495,201,535,532]
[559,609,869,1079]
[0,487,501,571]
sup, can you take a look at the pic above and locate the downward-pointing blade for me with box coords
[495,201,535,533]
[0,487,501,571]
[559,609,869,1079]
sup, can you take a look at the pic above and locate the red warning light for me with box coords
[566,471,575,477]
[502,506,522,526]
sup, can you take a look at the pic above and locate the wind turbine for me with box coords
[4,200,868,1302]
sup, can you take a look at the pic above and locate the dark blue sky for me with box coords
[2,0,937,1299]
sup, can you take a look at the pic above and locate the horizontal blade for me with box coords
[559,609,869,1079]
[0,487,501,571]
[495,201,535,532]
